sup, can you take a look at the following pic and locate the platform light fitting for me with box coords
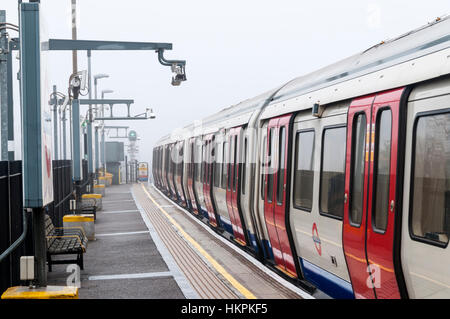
[101,89,114,95]
[70,70,88,91]
[171,63,186,86]
[157,49,187,86]
[147,108,156,119]
[94,74,109,81]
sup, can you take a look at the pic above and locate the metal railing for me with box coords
[46,160,73,228]
[0,161,29,294]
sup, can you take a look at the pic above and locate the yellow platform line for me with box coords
[140,184,256,299]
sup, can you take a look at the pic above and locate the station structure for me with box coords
[0,1,309,300]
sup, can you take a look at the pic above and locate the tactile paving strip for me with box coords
[133,184,239,299]
[149,186,303,299]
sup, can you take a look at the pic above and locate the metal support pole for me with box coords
[87,50,94,191]
[72,99,82,211]
[102,127,106,175]
[94,80,98,176]
[32,207,47,286]
[19,2,49,287]
[0,10,9,161]
[95,126,99,172]
[7,37,14,160]
[71,0,78,74]
[62,108,67,159]
[52,85,58,160]
[125,155,128,184]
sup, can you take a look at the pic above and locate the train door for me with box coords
[176,142,187,206]
[343,88,406,299]
[156,148,161,187]
[214,134,232,233]
[195,138,207,216]
[163,145,170,194]
[203,135,219,227]
[167,144,173,196]
[169,144,178,201]
[264,115,297,278]
[226,127,247,246]
[257,123,273,260]
[187,138,199,215]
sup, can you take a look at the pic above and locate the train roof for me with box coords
[261,15,450,119]
[156,16,450,146]
[199,88,279,130]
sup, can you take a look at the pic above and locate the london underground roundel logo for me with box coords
[312,223,322,256]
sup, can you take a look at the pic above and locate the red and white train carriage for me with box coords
[152,17,450,299]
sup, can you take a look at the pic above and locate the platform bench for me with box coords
[45,214,88,272]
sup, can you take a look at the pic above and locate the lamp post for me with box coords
[93,74,109,175]
[101,89,114,176]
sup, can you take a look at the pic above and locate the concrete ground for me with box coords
[134,183,312,299]
[47,183,314,299]
[47,184,192,299]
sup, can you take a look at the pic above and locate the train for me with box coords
[152,17,450,299]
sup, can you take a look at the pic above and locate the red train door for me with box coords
[264,115,297,278]
[226,127,247,246]
[177,141,187,207]
[187,138,199,215]
[343,88,405,299]
[203,135,218,227]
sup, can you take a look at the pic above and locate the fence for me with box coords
[46,160,73,228]
[127,161,139,183]
[0,161,30,294]
[1,160,75,293]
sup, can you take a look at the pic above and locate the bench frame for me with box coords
[45,215,88,272]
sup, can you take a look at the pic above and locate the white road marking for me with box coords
[96,230,150,237]
[103,199,135,204]
[102,210,140,214]
[89,271,172,281]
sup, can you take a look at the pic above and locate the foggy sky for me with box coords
[2,0,449,164]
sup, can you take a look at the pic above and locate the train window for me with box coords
[206,143,210,183]
[206,142,211,184]
[277,127,286,205]
[320,126,346,219]
[196,144,201,182]
[242,138,247,195]
[178,146,184,177]
[214,141,221,188]
[209,142,214,183]
[267,128,275,203]
[293,130,315,211]
[222,142,228,189]
[202,145,206,183]
[233,135,238,192]
[228,137,234,191]
[372,109,392,232]
[190,143,194,179]
[261,136,267,200]
[410,112,450,246]
[350,113,367,227]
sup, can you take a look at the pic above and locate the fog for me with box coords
[2,0,449,164]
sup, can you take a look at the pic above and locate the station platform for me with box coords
[47,183,312,299]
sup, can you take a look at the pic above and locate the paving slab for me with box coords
[46,184,191,299]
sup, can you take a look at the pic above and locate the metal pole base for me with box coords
[74,181,82,214]
[32,207,47,287]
